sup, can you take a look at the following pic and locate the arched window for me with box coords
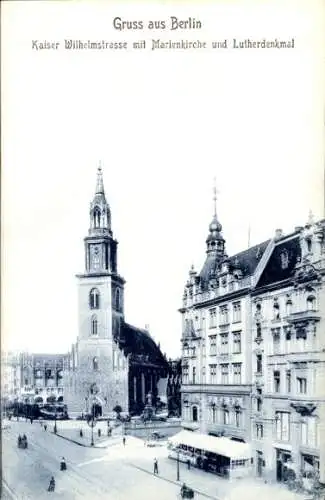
[307,295,316,311]
[115,288,121,311]
[93,207,101,228]
[93,357,98,371]
[192,406,198,422]
[89,288,100,309]
[91,315,98,335]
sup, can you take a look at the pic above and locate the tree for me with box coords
[113,405,123,419]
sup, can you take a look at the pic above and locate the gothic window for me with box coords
[93,357,98,371]
[93,207,101,228]
[89,288,100,309]
[115,288,121,311]
[91,315,98,335]
[192,406,198,422]
[306,238,312,252]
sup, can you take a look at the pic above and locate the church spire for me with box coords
[89,164,111,236]
[95,162,105,195]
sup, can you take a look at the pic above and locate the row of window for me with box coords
[208,302,242,327]
[196,294,317,330]
[89,287,122,311]
[255,294,317,320]
[272,413,318,447]
[183,363,242,385]
[209,331,241,355]
[209,406,242,427]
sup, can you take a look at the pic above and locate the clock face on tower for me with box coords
[90,245,101,270]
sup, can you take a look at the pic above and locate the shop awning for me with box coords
[168,430,252,460]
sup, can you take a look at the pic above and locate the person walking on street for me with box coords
[44,423,47,431]
[153,458,159,475]
[123,436,126,446]
[48,476,55,492]
[187,459,191,470]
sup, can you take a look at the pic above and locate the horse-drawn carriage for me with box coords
[180,484,194,498]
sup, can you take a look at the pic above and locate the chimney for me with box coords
[275,228,283,239]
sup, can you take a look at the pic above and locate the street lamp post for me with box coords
[87,409,97,446]
[177,449,180,481]
[54,409,57,434]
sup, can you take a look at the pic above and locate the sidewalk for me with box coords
[45,419,123,448]
[128,446,304,500]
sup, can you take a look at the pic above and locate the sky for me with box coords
[2,0,325,358]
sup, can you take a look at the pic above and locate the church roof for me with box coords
[199,239,270,290]
[120,322,168,367]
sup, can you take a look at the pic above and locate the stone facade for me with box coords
[180,201,325,485]
[64,167,168,416]
[1,352,68,403]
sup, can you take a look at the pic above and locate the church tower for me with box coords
[70,166,128,416]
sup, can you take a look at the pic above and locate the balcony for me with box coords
[181,420,199,431]
[207,423,247,439]
[287,310,320,324]
[254,336,263,345]
[290,398,317,416]
[181,384,251,395]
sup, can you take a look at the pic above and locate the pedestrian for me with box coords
[123,436,126,446]
[153,458,158,475]
[44,424,47,431]
[187,459,191,470]
[79,429,83,437]
[98,428,101,437]
[48,476,55,492]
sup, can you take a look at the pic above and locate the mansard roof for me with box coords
[120,322,168,367]
[199,239,270,290]
[255,234,301,288]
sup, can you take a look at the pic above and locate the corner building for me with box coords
[180,208,325,485]
[65,168,167,416]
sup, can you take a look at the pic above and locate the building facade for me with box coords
[1,351,21,401]
[64,167,168,416]
[166,358,182,417]
[180,205,325,485]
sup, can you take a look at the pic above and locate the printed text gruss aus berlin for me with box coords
[112,16,202,31]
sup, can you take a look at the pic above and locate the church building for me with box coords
[64,167,168,417]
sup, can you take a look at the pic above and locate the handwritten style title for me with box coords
[112,16,202,31]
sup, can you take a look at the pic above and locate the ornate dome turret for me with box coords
[206,181,226,258]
